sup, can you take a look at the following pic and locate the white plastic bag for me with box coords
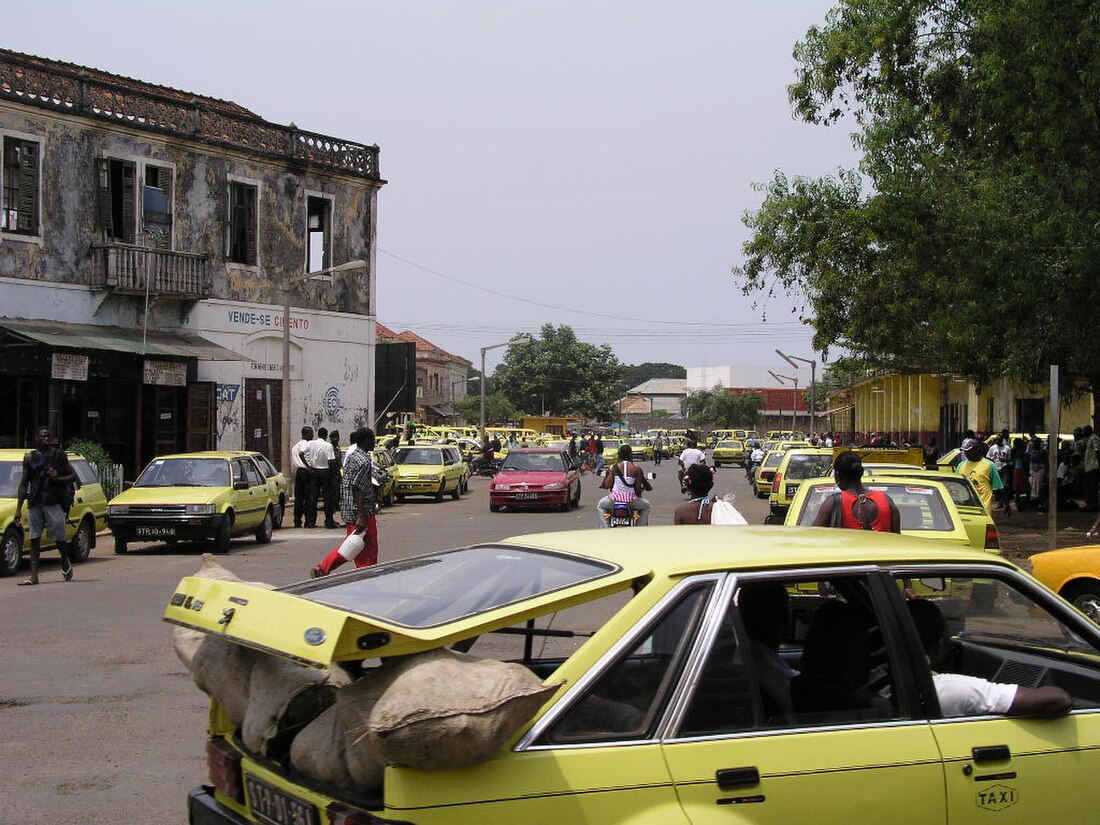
[710,494,747,525]
[337,529,365,562]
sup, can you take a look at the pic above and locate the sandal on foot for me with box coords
[17,578,37,586]
[62,568,74,582]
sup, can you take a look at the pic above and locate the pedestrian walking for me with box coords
[594,434,605,473]
[1084,425,1100,510]
[311,428,382,576]
[291,425,313,528]
[956,437,1004,516]
[653,435,664,466]
[14,426,76,586]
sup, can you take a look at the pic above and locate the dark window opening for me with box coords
[307,196,331,273]
[228,181,258,265]
[2,137,40,235]
[143,164,173,249]
[96,158,138,244]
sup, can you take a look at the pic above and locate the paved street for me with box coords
[2,459,768,824]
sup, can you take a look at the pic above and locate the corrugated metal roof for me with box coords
[0,317,248,360]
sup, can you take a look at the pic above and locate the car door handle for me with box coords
[716,767,760,790]
[973,745,1011,763]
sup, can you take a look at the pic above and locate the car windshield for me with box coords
[0,460,20,497]
[603,440,622,450]
[796,483,956,531]
[292,544,617,628]
[786,453,834,480]
[135,457,230,488]
[501,452,565,472]
[395,448,443,465]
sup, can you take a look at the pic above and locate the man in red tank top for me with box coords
[812,451,901,532]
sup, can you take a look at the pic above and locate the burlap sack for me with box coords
[172,554,274,670]
[242,656,353,756]
[291,663,400,794]
[190,635,259,725]
[368,648,559,770]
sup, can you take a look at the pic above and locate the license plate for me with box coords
[515,492,538,500]
[786,485,799,498]
[135,525,176,538]
[245,775,318,825]
[609,516,633,527]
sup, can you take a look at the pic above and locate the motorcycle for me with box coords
[600,468,656,527]
[470,455,502,477]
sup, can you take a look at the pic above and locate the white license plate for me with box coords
[515,492,539,500]
[609,516,633,527]
[245,775,318,825]
[135,526,176,538]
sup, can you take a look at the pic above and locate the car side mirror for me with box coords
[123,480,134,490]
[234,480,250,490]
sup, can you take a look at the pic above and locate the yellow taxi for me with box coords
[711,439,747,468]
[627,436,655,461]
[753,449,784,498]
[168,527,1100,825]
[370,447,399,507]
[106,452,278,554]
[783,476,982,551]
[767,447,835,521]
[391,444,466,502]
[601,437,626,466]
[0,448,109,576]
[1030,544,1100,623]
[235,452,287,529]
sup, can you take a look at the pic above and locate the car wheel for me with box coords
[254,509,273,544]
[461,476,469,494]
[435,480,445,503]
[570,482,581,509]
[70,517,95,563]
[272,498,285,530]
[1063,581,1100,623]
[396,493,405,502]
[489,503,501,513]
[214,515,233,554]
[1,526,23,576]
[114,536,128,555]
[451,480,461,500]
[384,485,396,507]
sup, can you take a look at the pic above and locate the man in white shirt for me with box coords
[290,426,313,528]
[908,599,1072,717]
[678,441,707,491]
[303,427,336,529]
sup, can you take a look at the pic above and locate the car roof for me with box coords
[146,451,240,460]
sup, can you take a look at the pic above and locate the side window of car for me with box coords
[232,460,247,486]
[538,582,716,744]
[677,575,903,737]
[893,571,1100,717]
[243,460,265,488]
[70,458,98,487]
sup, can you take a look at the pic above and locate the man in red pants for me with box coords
[311,427,380,577]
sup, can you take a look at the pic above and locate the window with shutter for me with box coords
[143,164,173,249]
[2,137,41,236]
[228,181,258,265]
[104,158,137,243]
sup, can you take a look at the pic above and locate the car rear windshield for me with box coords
[501,453,565,472]
[136,457,230,487]
[395,448,443,465]
[717,441,743,449]
[292,545,618,628]
[786,453,834,480]
[796,483,955,531]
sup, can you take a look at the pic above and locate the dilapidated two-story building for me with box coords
[0,50,384,476]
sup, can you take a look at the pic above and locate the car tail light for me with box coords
[771,472,782,494]
[985,523,1000,551]
[206,736,243,803]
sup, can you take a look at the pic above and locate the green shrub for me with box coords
[65,438,114,472]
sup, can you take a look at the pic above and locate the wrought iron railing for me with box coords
[0,50,380,180]
[91,243,211,298]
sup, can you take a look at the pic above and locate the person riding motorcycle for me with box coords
[677,441,707,495]
[745,443,765,481]
[597,444,652,527]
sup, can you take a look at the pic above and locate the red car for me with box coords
[488,448,582,512]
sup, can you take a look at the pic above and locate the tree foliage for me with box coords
[736,0,1100,397]
[682,385,763,428]
[455,392,518,427]
[493,325,622,420]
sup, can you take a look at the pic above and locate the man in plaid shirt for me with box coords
[311,427,382,577]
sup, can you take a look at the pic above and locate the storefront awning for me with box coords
[0,317,249,361]
[816,404,855,417]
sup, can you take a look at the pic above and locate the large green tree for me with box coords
[682,385,763,428]
[736,0,1100,411]
[493,325,622,420]
[454,392,518,427]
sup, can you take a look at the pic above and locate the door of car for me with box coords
[661,571,947,825]
[230,458,267,529]
[886,568,1100,823]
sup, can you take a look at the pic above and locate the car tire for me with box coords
[570,482,581,509]
[490,503,501,513]
[1,526,23,576]
[70,517,95,563]
[1062,581,1100,623]
[254,509,273,545]
[396,493,405,502]
[272,499,285,530]
[451,480,461,500]
[435,480,445,503]
[113,536,128,555]
[461,476,469,494]
[384,485,395,507]
[214,515,233,554]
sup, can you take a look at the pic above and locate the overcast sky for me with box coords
[7,1,858,376]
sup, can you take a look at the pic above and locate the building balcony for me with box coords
[91,243,211,299]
